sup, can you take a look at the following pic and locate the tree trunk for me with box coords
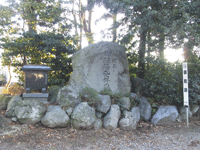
[112,14,117,42]
[146,31,151,74]
[24,0,37,33]
[79,0,82,49]
[159,31,165,60]
[138,30,147,79]
[82,9,94,44]
[72,0,78,36]
[5,65,11,89]
[183,37,194,61]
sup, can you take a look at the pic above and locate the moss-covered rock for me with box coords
[14,99,47,124]
[0,94,12,110]
[71,102,96,129]
[5,95,22,118]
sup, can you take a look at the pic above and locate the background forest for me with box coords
[0,0,200,107]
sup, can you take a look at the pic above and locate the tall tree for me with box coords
[1,0,76,86]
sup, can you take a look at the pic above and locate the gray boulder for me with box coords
[14,99,47,124]
[130,93,137,100]
[95,94,111,114]
[179,107,192,120]
[0,95,12,110]
[57,41,131,107]
[94,118,102,130]
[56,85,81,107]
[0,114,12,128]
[119,111,137,130]
[71,102,96,129]
[5,95,22,118]
[190,105,199,115]
[118,97,131,111]
[138,97,152,121]
[41,105,70,128]
[65,107,74,116]
[11,117,18,122]
[131,106,140,122]
[96,111,103,118]
[151,106,179,125]
[104,104,121,130]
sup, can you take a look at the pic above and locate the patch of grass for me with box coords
[79,87,100,108]
[100,87,130,104]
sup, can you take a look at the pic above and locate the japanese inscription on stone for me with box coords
[102,47,117,89]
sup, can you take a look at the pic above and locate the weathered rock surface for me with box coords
[0,114,12,129]
[104,104,121,130]
[131,106,140,122]
[95,94,111,114]
[14,99,46,124]
[0,95,12,110]
[119,111,137,130]
[130,93,137,101]
[96,111,103,118]
[41,105,70,128]
[151,106,179,125]
[117,97,131,111]
[56,85,81,107]
[65,107,74,116]
[0,114,20,136]
[5,95,22,118]
[179,107,192,120]
[138,97,152,121]
[94,118,102,130]
[190,105,199,115]
[57,41,131,107]
[71,102,96,129]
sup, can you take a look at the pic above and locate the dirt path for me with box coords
[0,115,200,150]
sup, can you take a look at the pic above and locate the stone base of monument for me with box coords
[22,93,49,104]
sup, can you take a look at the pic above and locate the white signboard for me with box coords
[183,62,189,107]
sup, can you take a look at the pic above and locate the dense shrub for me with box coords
[142,59,182,106]
[2,83,25,95]
[79,87,100,107]
[141,56,200,106]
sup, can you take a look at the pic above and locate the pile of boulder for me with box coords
[3,93,199,130]
[1,41,199,131]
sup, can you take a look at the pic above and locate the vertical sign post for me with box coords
[182,62,189,127]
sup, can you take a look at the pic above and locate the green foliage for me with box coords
[187,54,200,105]
[100,87,127,104]
[0,0,76,87]
[0,74,6,85]
[142,59,182,106]
[79,87,100,107]
[2,31,76,86]
[99,87,113,96]
[142,54,200,106]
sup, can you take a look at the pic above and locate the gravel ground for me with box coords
[0,116,200,150]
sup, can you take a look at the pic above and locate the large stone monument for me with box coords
[57,41,131,107]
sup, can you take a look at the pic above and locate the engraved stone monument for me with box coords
[57,41,131,107]
[21,64,52,103]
